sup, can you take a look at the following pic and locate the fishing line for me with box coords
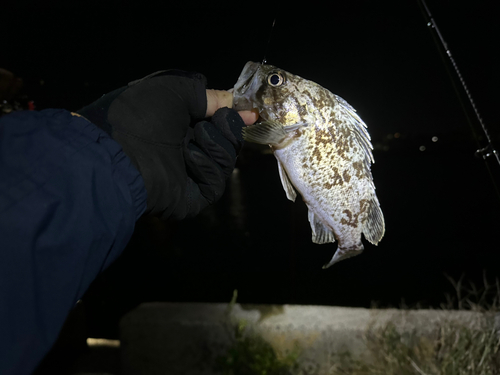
[417,0,500,201]
[262,17,277,64]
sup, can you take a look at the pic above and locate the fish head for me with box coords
[233,61,310,127]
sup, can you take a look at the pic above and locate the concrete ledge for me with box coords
[120,302,488,374]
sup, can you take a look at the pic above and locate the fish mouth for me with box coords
[233,61,261,112]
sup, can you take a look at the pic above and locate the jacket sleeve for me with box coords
[0,109,147,374]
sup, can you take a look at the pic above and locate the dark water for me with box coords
[83,135,500,337]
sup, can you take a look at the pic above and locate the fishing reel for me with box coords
[475,144,498,160]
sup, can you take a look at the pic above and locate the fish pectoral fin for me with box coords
[277,160,297,202]
[283,122,308,133]
[363,198,385,245]
[308,210,336,244]
[242,120,287,145]
[242,120,308,145]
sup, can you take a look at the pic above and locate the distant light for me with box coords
[432,136,438,142]
[419,146,426,151]
[387,133,394,140]
[394,132,400,139]
[87,338,120,348]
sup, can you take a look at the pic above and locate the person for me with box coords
[0,68,258,374]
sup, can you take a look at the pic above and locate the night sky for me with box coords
[2,1,500,336]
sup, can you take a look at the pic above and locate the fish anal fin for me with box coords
[363,198,385,245]
[277,160,297,202]
[308,210,336,244]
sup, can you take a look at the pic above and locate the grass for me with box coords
[330,318,500,375]
[215,276,500,375]
[330,274,500,375]
[215,290,300,375]
[441,273,500,312]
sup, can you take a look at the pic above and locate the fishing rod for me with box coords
[418,0,500,168]
[262,17,277,65]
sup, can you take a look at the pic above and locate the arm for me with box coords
[0,109,147,374]
[0,70,255,374]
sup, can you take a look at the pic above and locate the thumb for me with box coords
[206,89,259,125]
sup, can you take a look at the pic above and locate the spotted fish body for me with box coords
[233,61,385,268]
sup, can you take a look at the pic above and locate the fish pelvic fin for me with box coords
[363,197,385,245]
[322,245,364,269]
[308,210,336,244]
[277,160,297,201]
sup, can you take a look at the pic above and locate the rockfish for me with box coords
[233,61,385,268]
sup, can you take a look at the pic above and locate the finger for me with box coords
[184,141,227,205]
[184,177,210,218]
[190,120,237,177]
[183,110,244,209]
[238,109,259,125]
[205,89,233,117]
[210,108,245,155]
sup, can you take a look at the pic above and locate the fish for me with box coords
[232,61,385,268]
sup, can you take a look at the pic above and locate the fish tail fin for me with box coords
[322,245,364,269]
[363,198,385,245]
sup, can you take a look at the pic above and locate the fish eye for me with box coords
[267,72,285,87]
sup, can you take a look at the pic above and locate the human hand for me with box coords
[78,70,255,220]
[206,89,259,125]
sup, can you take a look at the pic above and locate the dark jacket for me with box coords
[0,109,147,374]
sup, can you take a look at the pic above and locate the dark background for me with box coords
[2,0,500,338]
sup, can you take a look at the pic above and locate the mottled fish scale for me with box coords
[233,62,385,268]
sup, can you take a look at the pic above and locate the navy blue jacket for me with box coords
[0,109,147,374]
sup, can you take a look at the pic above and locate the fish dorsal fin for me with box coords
[363,197,385,245]
[277,159,297,202]
[308,210,336,244]
[334,94,375,168]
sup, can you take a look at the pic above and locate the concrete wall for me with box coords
[119,302,488,375]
